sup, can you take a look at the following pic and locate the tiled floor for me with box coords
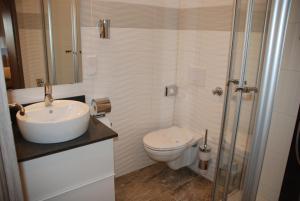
[115,163,213,201]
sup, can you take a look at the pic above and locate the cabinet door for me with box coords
[19,140,115,201]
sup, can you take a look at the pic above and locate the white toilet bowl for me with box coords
[143,126,202,170]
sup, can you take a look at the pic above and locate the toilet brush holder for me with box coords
[198,129,211,171]
[199,145,211,170]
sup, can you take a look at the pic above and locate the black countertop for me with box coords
[12,96,118,162]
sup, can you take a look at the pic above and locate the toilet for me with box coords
[143,126,202,170]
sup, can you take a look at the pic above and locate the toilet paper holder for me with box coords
[91,97,111,116]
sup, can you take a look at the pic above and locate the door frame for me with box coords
[0,55,23,199]
[0,0,25,89]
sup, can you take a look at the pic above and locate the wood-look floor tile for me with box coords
[116,163,213,201]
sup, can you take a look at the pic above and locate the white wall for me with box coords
[256,0,300,200]
[9,0,179,177]
[10,0,274,184]
[9,0,237,179]
[9,3,300,198]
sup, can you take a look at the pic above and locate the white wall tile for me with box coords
[179,0,233,8]
[11,27,177,178]
[174,28,232,180]
[92,0,180,8]
[273,69,300,117]
[282,23,300,71]
[289,0,300,23]
[15,0,41,14]
[265,112,297,157]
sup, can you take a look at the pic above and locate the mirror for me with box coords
[1,0,82,89]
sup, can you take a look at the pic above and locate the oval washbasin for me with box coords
[16,100,90,144]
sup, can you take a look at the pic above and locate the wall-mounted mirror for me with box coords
[0,0,82,89]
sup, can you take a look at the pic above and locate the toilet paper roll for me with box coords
[90,98,111,116]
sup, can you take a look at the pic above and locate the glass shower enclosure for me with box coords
[212,0,292,200]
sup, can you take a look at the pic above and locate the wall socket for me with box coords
[165,85,178,96]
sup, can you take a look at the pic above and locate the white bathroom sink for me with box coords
[16,100,90,144]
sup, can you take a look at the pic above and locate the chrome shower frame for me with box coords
[212,0,292,200]
[242,0,292,200]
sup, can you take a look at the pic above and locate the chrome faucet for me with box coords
[44,83,54,106]
[9,103,25,116]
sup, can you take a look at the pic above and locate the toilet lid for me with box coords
[143,127,195,151]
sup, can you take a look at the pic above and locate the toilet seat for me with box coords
[143,127,195,151]
[143,126,203,169]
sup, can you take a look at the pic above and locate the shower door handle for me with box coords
[228,79,247,86]
[228,79,239,85]
[235,86,258,93]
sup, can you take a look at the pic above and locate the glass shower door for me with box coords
[213,0,269,200]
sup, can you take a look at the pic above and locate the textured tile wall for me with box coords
[174,1,233,181]
[80,0,180,176]
[10,0,237,178]
[11,0,180,177]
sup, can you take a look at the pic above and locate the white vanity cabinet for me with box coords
[19,139,115,201]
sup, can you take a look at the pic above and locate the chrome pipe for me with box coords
[40,0,50,83]
[46,0,56,84]
[44,83,54,106]
[222,0,256,199]
[242,0,292,200]
[212,0,240,199]
[71,0,79,83]
[239,0,272,190]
